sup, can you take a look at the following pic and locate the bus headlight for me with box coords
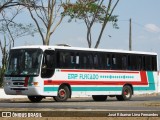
[4,81,11,86]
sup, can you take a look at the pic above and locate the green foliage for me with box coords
[62,0,119,48]
[62,0,118,28]
[62,2,104,22]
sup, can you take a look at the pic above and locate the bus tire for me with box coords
[28,96,43,102]
[116,85,132,101]
[92,95,107,101]
[53,85,70,102]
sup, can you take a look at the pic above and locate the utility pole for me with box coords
[129,18,132,51]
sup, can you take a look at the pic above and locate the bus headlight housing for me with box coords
[4,81,11,86]
[30,82,39,86]
[33,82,39,86]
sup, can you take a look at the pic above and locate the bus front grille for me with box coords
[13,82,24,86]
[10,88,27,91]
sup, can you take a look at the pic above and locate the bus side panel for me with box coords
[71,86,122,97]
[5,70,157,97]
[43,69,158,97]
[133,71,158,95]
[158,71,160,93]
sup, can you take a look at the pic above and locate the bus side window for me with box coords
[128,55,131,70]
[94,54,99,69]
[106,54,111,69]
[56,51,60,68]
[99,53,105,69]
[152,56,157,71]
[128,55,136,70]
[59,52,66,68]
[145,56,151,71]
[112,55,116,69]
[117,54,122,70]
[80,53,87,69]
[70,52,75,68]
[83,54,87,69]
[41,50,55,78]
[75,53,80,68]
[60,52,71,68]
[122,55,127,70]
[66,52,71,68]
[88,54,93,69]
[142,56,145,71]
[137,56,142,70]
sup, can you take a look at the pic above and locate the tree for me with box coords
[0,7,37,46]
[0,36,8,86]
[0,0,25,12]
[22,0,70,45]
[62,0,120,48]
[0,0,38,87]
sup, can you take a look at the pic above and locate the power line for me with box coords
[132,21,145,28]
[119,19,145,28]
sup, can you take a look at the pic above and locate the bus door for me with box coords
[41,50,55,78]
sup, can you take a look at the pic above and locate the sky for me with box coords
[1,0,160,67]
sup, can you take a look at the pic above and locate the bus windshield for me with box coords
[5,49,43,77]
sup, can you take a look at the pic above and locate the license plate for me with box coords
[16,90,22,95]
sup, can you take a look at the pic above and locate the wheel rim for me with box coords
[59,89,66,99]
[124,89,130,98]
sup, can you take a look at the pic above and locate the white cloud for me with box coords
[144,24,160,33]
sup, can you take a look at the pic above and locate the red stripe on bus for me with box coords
[44,81,148,86]
[24,77,29,87]
[61,69,139,74]
[139,71,148,85]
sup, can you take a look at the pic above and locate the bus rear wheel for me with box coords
[53,85,70,102]
[28,96,43,102]
[92,95,107,101]
[116,85,132,101]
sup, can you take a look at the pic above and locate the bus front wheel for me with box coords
[53,85,70,102]
[92,95,107,101]
[28,96,43,102]
[116,85,132,101]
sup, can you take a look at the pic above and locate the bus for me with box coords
[3,45,159,102]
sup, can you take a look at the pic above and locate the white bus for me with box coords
[3,45,159,102]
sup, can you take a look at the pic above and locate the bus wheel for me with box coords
[92,95,107,101]
[53,85,70,102]
[116,85,132,101]
[28,96,43,102]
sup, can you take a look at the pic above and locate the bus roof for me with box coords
[11,45,157,55]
